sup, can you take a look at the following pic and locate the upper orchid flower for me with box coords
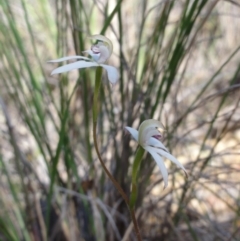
[125,119,187,188]
[48,35,119,84]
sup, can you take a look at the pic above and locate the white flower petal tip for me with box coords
[125,127,139,142]
[101,64,119,84]
[126,119,186,188]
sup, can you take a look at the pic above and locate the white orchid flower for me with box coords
[48,35,119,84]
[125,119,187,188]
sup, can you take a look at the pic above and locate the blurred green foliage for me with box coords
[0,0,240,240]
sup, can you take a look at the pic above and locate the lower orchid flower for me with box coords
[48,34,119,84]
[125,119,187,188]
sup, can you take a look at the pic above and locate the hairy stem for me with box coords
[93,66,142,241]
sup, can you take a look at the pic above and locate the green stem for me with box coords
[92,66,142,241]
[92,67,129,204]
[93,67,103,123]
[130,146,145,209]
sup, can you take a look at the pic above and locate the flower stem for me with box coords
[92,124,129,204]
[93,67,129,203]
[93,67,103,124]
[130,146,145,209]
[92,66,142,241]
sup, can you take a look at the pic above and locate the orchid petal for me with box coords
[96,45,111,63]
[125,127,139,142]
[82,50,101,62]
[145,146,168,188]
[140,129,161,144]
[89,34,113,56]
[48,55,92,63]
[147,146,187,175]
[51,61,99,75]
[139,119,164,144]
[101,64,119,84]
[146,137,168,151]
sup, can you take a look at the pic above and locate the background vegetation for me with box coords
[0,0,240,240]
